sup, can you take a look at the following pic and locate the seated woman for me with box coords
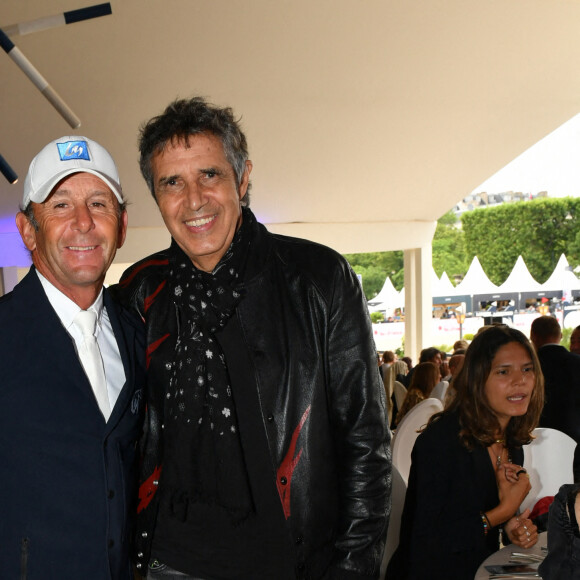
[384,359,409,424]
[393,359,409,385]
[394,362,440,426]
[387,325,543,579]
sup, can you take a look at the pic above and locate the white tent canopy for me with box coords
[453,256,499,296]
[497,256,542,293]
[368,277,403,313]
[541,254,580,293]
[369,276,399,305]
[433,270,456,296]
[371,254,580,312]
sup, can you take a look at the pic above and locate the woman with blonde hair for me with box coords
[383,359,408,424]
[387,326,544,579]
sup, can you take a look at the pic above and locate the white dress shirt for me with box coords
[36,270,126,412]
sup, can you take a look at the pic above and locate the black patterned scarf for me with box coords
[163,207,256,524]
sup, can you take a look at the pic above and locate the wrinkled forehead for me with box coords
[45,171,118,201]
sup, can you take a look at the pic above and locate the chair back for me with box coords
[391,397,443,484]
[393,381,407,411]
[520,427,576,512]
[380,464,407,579]
[430,380,449,403]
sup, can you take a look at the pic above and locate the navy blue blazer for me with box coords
[0,269,146,579]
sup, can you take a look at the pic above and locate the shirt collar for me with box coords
[35,270,104,331]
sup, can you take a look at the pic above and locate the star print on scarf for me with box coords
[163,208,256,524]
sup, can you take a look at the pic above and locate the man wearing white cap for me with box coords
[0,136,146,579]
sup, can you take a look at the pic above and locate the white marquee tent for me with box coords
[372,254,580,315]
[454,256,499,296]
[541,254,580,297]
[497,256,542,293]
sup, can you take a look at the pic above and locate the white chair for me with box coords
[520,427,576,513]
[380,464,407,579]
[391,397,443,484]
[393,381,407,412]
[430,380,449,403]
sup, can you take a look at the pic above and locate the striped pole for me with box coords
[2,4,112,37]
[0,154,18,185]
[0,28,81,128]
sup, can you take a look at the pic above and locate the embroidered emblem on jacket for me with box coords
[131,389,142,415]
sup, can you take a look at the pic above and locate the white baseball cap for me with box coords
[22,136,123,207]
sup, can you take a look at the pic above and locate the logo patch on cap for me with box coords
[57,141,91,161]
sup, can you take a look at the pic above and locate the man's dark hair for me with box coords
[138,97,251,205]
[419,347,441,364]
[530,315,561,341]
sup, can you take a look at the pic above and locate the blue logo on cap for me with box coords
[57,141,91,161]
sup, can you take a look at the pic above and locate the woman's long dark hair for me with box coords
[443,325,544,449]
[407,362,440,397]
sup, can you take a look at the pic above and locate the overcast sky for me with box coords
[473,112,580,198]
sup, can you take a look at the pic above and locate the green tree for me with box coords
[344,197,580,303]
[462,198,580,284]
[344,251,404,300]
[344,211,469,300]
[432,211,467,281]
[370,311,385,323]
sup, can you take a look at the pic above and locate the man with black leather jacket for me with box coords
[113,97,391,580]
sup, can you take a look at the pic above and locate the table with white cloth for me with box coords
[474,531,547,579]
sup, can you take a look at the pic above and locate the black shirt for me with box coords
[152,315,295,579]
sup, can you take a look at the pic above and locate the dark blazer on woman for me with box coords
[387,410,524,580]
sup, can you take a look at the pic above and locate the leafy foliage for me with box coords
[344,198,580,301]
[344,251,404,300]
[432,211,467,281]
[462,198,580,285]
[370,311,385,323]
[345,212,465,300]
[562,326,573,350]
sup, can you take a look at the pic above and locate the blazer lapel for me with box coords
[103,289,138,429]
[16,269,93,400]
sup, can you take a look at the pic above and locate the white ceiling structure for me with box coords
[2,0,580,270]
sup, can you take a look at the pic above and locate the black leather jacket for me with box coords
[539,484,580,580]
[113,218,391,579]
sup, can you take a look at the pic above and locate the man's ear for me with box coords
[117,209,128,249]
[238,160,253,202]
[15,211,37,252]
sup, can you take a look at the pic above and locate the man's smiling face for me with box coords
[152,133,252,272]
[17,172,126,300]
